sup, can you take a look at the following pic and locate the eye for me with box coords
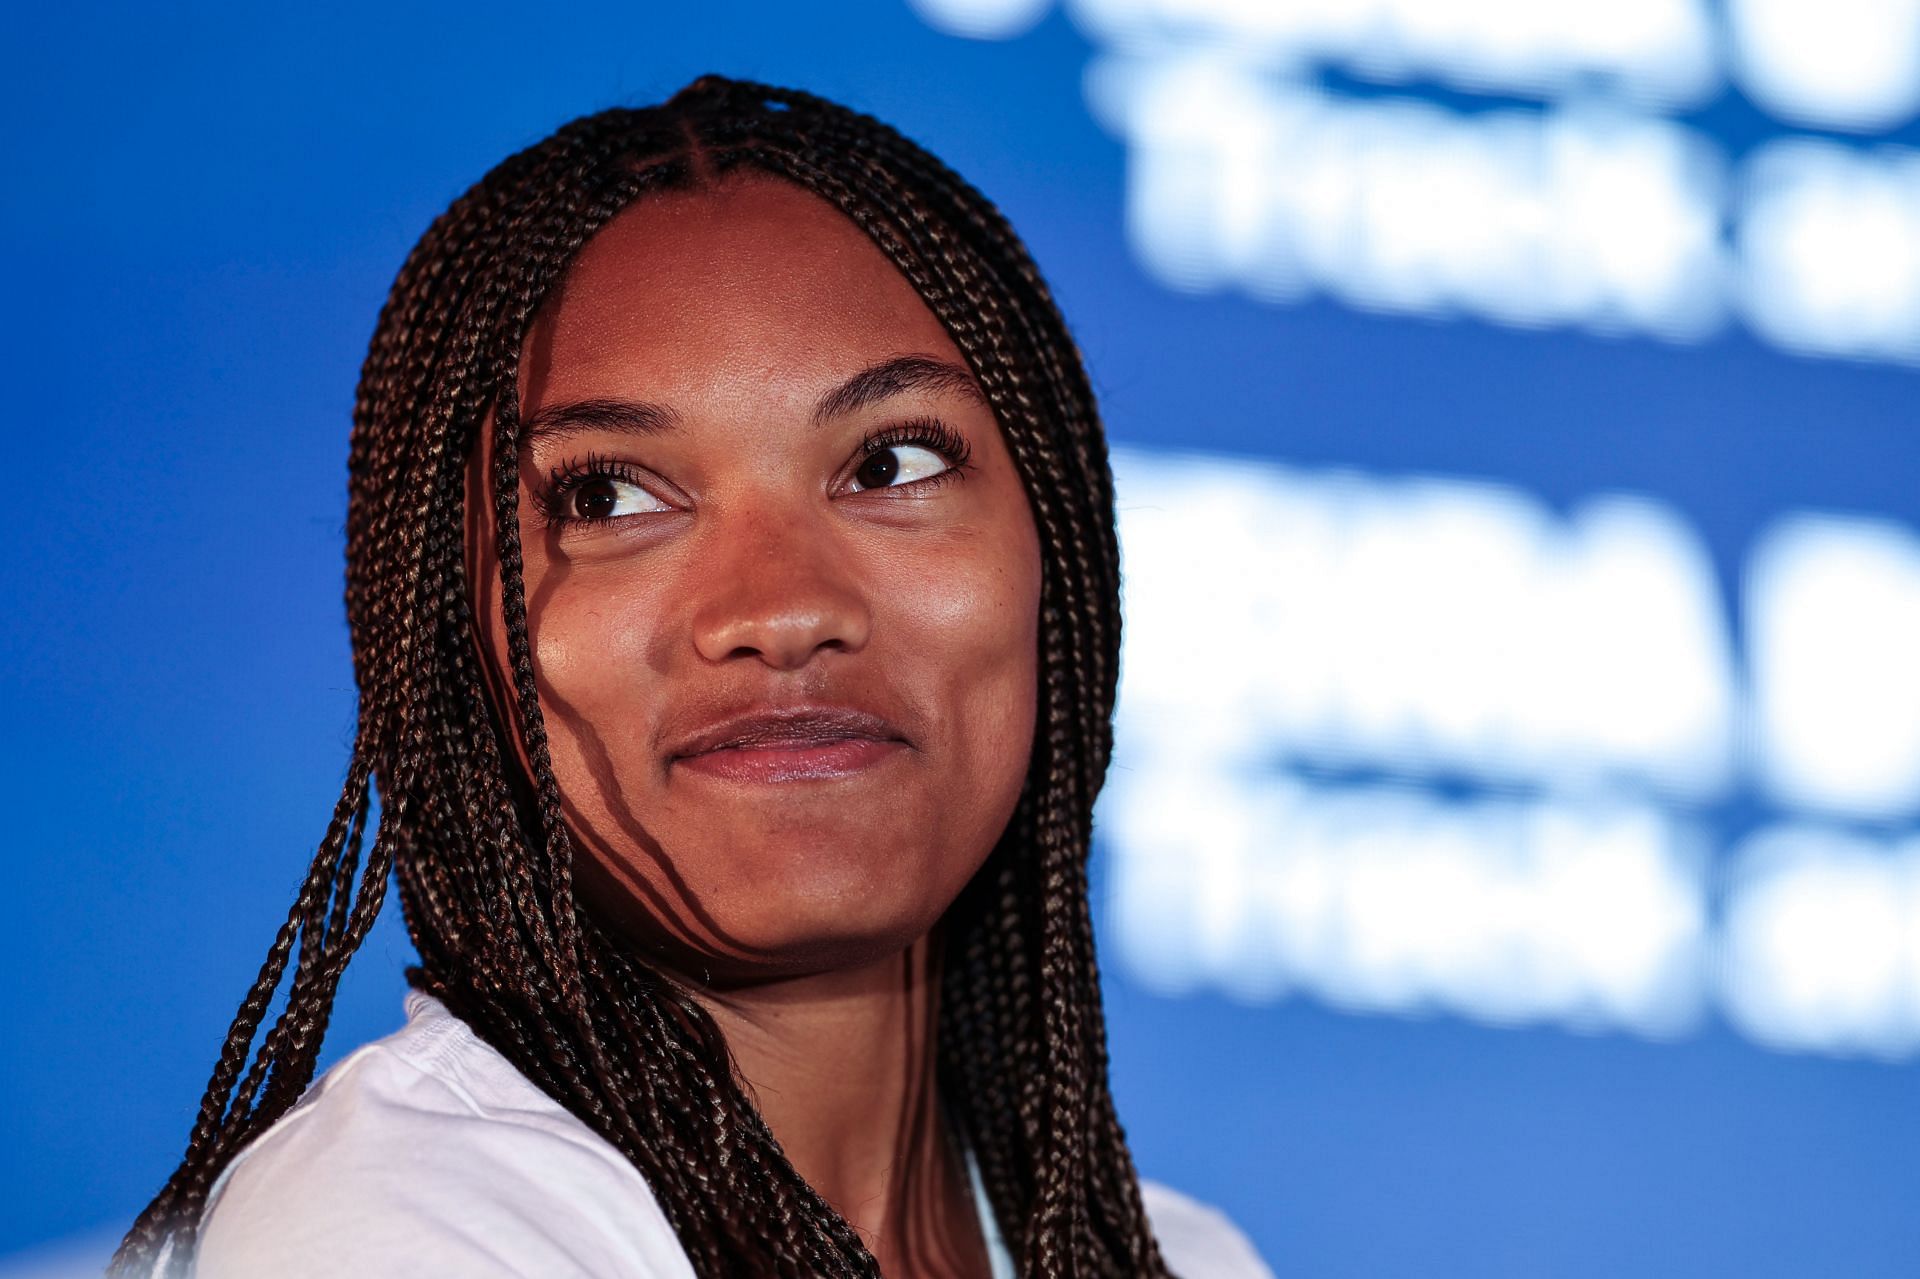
[845,418,974,494]
[538,454,676,529]
[566,475,671,519]
[852,443,953,490]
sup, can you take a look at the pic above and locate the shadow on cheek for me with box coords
[520,557,764,970]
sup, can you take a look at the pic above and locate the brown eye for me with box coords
[856,450,900,489]
[852,443,950,491]
[554,473,671,523]
[574,478,619,519]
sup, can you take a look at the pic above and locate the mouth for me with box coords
[667,706,909,784]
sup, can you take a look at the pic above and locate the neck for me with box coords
[693,934,991,1279]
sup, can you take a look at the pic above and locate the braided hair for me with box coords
[113,73,1164,1279]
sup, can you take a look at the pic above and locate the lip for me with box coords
[667,705,909,783]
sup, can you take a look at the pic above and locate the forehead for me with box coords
[523,173,961,405]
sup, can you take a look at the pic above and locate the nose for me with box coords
[689,509,872,670]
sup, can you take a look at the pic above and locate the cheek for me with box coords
[902,523,1043,802]
[531,598,652,698]
[519,564,665,782]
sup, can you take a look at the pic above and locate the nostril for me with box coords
[689,553,872,667]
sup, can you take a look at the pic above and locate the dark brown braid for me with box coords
[113,75,1166,1279]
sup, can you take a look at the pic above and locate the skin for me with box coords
[463,172,1043,1278]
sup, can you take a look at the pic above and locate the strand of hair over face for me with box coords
[112,74,1166,1279]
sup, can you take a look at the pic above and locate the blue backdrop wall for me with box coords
[6,2,1918,1274]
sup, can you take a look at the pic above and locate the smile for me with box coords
[672,737,908,783]
[664,703,912,783]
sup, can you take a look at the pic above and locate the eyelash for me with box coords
[535,451,649,529]
[854,417,973,491]
[534,417,975,531]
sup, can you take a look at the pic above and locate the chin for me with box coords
[576,827,966,981]
[709,845,952,973]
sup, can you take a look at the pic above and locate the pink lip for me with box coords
[667,705,909,783]
[675,737,906,783]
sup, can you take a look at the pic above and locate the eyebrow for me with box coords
[809,354,985,423]
[521,396,681,444]
[518,353,986,447]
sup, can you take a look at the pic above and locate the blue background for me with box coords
[4,2,1916,1275]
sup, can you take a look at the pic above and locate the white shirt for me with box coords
[188,992,1272,1278]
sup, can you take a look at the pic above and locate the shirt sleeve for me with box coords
[1141,1180,1276,1279]
[191,1055,695,1279]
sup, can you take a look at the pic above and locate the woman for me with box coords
[113,74,1270,1278]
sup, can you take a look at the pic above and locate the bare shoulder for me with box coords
[1140,1180,1276,1279]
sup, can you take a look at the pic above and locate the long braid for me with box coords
[114,75,1168,1279]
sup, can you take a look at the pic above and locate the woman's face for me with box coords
[465,174,1043,983]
